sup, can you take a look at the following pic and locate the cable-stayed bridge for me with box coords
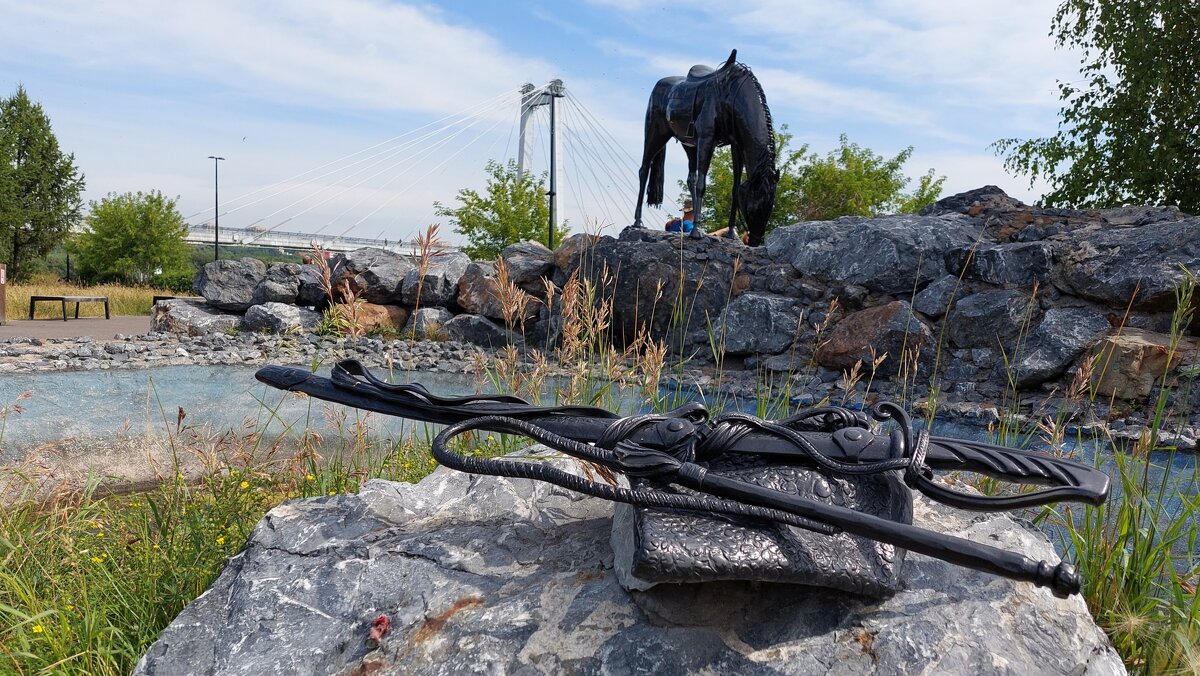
[183,223,451,255]
[186,81,673,253]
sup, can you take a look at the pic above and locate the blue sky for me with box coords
[0,1,1081,245]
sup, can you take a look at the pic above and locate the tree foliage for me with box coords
[0,85,85,280]
[76,190,191,284]
[797,135,944,221]
[994,1,1200,210]
[688,129,943,233]
[434,159,568,260]
[687,125,808,234]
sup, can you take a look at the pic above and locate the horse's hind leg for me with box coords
[633,86,675,228]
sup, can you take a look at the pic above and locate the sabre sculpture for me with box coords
[257,360,1109,599]
[631,49,779,246]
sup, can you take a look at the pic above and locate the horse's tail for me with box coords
[646,145,666,207]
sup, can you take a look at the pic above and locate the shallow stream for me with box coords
[1,364,1195,554]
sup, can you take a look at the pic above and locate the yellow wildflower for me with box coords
[31,625,43,633]
[216,536,226,546]
[305,474,315,481]
[240,481,249,489]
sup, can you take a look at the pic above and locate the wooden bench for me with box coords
[29,295,111,321]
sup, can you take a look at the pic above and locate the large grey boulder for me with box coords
[592,228,745,352]
[193,258,267,312]
[331,248,413,305]
[765,214,979,295]
[251,263,302,306]
[1056,218,1200,310]
[150,299,241,336]
[243,302,321,334]
[950,241,1055,287]
[444,313,517,348]
[912,274,961,319]
[402,251,471,308]
[500,240,555,294]
[295,264,328,309]
[134,453,1123,675]
[947,289,1038,350]
[919,185,1024,217]
[403,307,455,340]
[1015,306,1113,387]
[718,292,801,355]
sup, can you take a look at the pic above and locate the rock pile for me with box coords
[171,186,1200,424]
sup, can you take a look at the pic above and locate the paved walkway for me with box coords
[0,316,152,341]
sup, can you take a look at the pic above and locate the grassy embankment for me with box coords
[5,277,173,321]
[0,246,1197,674]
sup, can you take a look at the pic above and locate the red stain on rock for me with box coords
[413,596,484,643]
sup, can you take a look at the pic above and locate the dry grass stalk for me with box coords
[634,337,668,403]
[495,257,535,333]
[411,224,447,319]
[558,271,585,365]
[838,359,864,404]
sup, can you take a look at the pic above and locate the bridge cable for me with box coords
[184,87,522,221]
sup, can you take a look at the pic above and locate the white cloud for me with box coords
[1,0,554,115]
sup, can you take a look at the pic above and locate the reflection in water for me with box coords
[0,365,491,462]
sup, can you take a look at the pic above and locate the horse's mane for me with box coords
[728,61,777,174]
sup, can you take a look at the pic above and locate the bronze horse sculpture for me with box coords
[631,50,779,246]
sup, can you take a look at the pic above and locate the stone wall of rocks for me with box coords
[171,186,1200,415]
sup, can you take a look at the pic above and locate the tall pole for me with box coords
[208,155,225,261]
[517,84,537,178]
[546,79,564,251]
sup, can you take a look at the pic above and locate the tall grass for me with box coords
[1054,274,1200,674]
[0,392,442,674]
[7,276,177,320]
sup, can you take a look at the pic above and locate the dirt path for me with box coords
[0,316,151,341]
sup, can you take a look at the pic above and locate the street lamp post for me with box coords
[208,155,225,261]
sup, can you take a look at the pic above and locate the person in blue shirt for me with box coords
[664,198,695,233]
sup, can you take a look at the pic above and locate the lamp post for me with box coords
[208,155,225,261]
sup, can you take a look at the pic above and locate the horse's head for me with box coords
[738,162,779,246]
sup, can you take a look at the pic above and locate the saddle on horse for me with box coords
[668,51,740,145]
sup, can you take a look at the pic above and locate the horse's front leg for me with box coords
[689,137,716,239]
[727,144,743,240]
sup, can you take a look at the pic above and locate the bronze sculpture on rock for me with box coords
[257,360,1109,598]
[631,50,779,246]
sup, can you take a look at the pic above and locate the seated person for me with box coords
[665,199,696,233]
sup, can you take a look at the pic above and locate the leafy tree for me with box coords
[434,159,568,260]
[77,190,191,284]
[686,130,943,234]
[796,134,943,221]
[0,85,85,280]
[994,1,1200,210]
[683,124,808,235]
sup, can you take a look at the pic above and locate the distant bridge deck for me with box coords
[185,224,458,255]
